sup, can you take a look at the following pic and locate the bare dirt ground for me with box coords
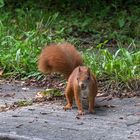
[0,80,140,140]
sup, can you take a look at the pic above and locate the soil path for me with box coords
[0,81,140,140]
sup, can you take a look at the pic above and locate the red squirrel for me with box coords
[38,42,98,115]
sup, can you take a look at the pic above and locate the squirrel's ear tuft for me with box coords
[78,66,81,72]
[87,67,90,76]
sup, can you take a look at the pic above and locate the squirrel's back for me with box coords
[38,42,83,77]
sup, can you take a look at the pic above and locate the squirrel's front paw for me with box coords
[77,110,85,115]
[63,104,72,111]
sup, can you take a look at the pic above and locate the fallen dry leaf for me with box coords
[0,104,10,112]
[3,93,15,98]
[36,92,44,98]
[0,70,3,76]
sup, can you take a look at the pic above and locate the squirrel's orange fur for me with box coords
[38,42,98,115]
[38,43,83,78]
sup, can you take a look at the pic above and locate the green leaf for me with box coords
[118,18,125,28]
[15,49,21,64]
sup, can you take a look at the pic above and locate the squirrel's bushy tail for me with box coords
[38,42,83,78]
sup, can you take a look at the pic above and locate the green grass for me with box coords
[83,46,140,82]
[0,2,140,90]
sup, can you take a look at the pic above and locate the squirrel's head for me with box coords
[77,66,91,90]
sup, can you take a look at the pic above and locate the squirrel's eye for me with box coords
[77,78,79,81]
[87,76,90,80]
